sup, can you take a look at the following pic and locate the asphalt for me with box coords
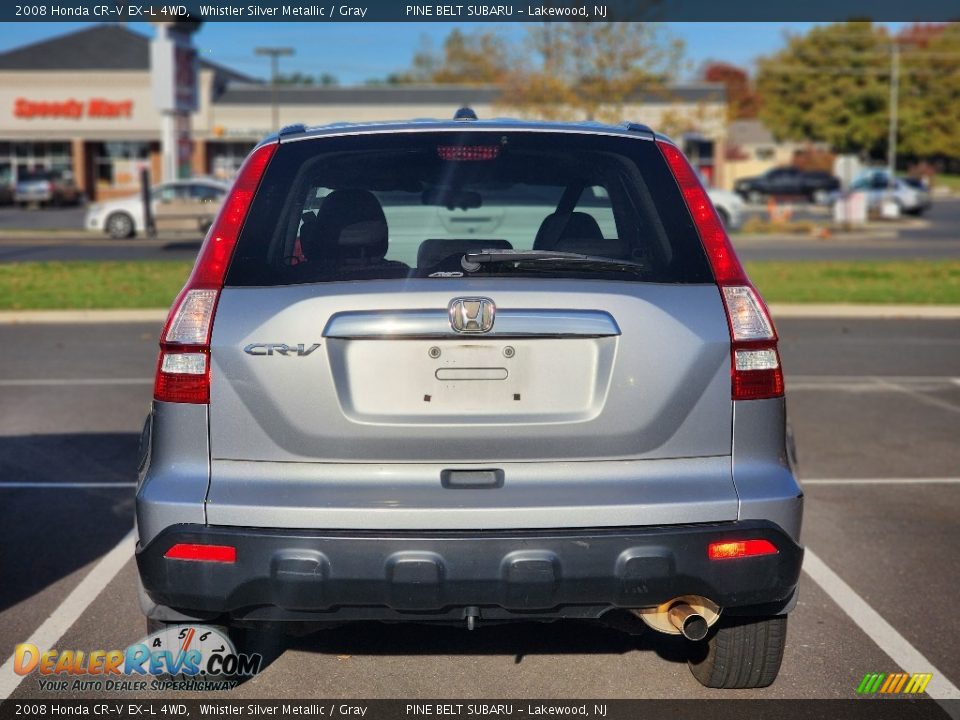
[1,198,959,263]
[0,318,958,702]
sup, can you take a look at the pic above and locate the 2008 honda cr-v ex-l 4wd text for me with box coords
[135,112,803,689]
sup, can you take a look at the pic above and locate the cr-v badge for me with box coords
[244,343,321,356]
[449,297,495,333]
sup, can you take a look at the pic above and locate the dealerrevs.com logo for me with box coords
[13,625,261,692]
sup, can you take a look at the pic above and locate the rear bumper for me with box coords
[137,521,803,621]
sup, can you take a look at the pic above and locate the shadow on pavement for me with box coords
[0,432,140,484]
[0,432,138,613]
[282,617,690,667]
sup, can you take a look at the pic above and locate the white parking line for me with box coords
[787,375,960,393]
[0,378,151,387]
[804,549,960,702]
[803,477,960,486]
[872,376,960,415]
[0,529,136,701]
[0,482,137,489]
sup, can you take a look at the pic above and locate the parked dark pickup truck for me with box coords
[734,166,840,204]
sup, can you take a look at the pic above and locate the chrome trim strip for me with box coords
[323,309,621,339]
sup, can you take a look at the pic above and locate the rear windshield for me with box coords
[227,132,713,286]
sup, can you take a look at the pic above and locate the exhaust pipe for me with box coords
[668,603,709,641]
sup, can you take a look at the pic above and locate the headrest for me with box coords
[301,189,388,262]
[417,238,513,270]
[533,211,604,250]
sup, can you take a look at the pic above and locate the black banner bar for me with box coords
[1,699,958,720]
[3,0,960,22]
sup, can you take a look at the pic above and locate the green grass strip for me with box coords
[1,259,959,309]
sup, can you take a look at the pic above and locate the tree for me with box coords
[274,71,338,86]
[897,23,960,159]
[501,23,685,122]
[896,22,948,49]
[756,21,891,156]
[756,21,960,161]
[398,30,513,84]
[702,61,759,120]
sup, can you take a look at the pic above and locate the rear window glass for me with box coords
[226,132,713,286]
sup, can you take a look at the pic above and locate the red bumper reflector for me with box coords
[164,543,236,563]
[708,539,778,560]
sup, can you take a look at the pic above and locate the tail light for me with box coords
[658,141,783,401]
[154,141,276,404]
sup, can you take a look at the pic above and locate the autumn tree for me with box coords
[401,29,513,84]
[702,62,759,120]
[757,21,960,160]
[896,23,960,159]
[501,23,685,122]
[756,21,892,156]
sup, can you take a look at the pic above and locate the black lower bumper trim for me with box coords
[137,522,803,619]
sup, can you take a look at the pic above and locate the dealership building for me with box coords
[0,24,729,200]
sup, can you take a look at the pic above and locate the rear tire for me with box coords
[687,615,787,689]
[106,211,135,239]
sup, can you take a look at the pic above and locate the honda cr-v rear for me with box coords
[135,115,803,689]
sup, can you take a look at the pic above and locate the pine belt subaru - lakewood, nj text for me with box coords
[135,113,804,690]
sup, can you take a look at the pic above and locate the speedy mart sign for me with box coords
[13,97,134,120]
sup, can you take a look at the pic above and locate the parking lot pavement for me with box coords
[732,197,960,262]
[0,205,85,232]
[0,318,958,700]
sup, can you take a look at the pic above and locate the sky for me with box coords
[0,21,906,85]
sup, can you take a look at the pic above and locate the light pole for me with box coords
[255,46,294,134]
[886,43,900,187]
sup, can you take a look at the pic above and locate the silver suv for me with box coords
[135,115,803,690]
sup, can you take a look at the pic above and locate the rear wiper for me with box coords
[461,250,645,274]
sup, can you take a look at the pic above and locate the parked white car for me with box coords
[85,179,229,239]
[706,187,746,230]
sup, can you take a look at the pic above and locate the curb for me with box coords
[1,305,958,324]
[0,309,168,324]
[768,303,960,319]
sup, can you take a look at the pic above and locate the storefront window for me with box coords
[93,142,151,192]
[208,141,255,181]
[0,141,72,184]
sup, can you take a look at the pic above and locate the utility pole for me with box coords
[255,46,294,134]
[886,43,899,186]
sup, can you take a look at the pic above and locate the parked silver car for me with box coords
[848,170,932,216]
[14,168,81,207]
[136,115,803,689]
